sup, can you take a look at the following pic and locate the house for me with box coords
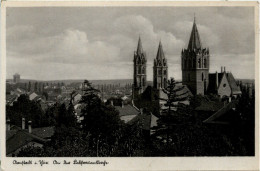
[6,119,54,157]
[6,95,18,106]
[208,68,241,98]
[29,92,38,101]
[203,100,238,124]
[127,109,159,137]
[72,92,82,104]
[114,102,140,123]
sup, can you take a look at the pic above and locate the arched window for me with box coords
[204,59,207,68]
[193,58,196,68]
[138,66,141,74]
[184,59,187,69]
[198,58,201,68]
[188,59,191,68]
[202,72,204,81]
[142,67,145,74]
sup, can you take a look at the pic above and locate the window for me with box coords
[138,66,141,74]
[202,73,204,81]
[204,59,207,68]
[164,70,167,75]
[143,77,145,86]
[142,67,145,74]
[198,58,201,68]
[193,58,196,68]
[158,69,162,75]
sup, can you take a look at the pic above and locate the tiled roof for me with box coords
[31,126,55,139]
[114,104,140,117]
[6,130,48,155]
[195,101,224,112]
[226,73,241,94]
[128,113,151,131]
[203,100,238,124]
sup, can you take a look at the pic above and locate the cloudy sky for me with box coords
[6,7,255,80]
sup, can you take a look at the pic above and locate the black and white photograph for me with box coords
[1,1,259,170]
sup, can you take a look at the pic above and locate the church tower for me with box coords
[153,41,168,89]
[133,36,147,94]
[181,17,210,95]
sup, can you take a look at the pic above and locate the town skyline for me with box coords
[7,7,255,80]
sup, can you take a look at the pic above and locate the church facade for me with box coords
[181,18,210,95]
[132,17,241,98]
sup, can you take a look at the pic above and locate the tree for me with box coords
[80,80,123,156]
[28,81,31,92]
[34,82,38,92]
[154,77,189,147]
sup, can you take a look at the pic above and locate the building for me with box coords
[13,73,21,83]
[153,41,168,89]
[208,67,242,98]
[133,37,147,94]
[132,16,240,100]
[181,17,210,95]
[6,118,54,156]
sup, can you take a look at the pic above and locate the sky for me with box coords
[6,7,255,81]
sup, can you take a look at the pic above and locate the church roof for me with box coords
[156,41,165,60]
[226,73,241,94]
[136,36,143,55]
[188,17,202,50]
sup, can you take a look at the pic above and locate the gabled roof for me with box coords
[226,73,241,94]
[31,126,55,139]
[114,104,140,116]
[6,130,48,155]
[128,113,152,131]
[188,18,202,50]
[208,72,241,95]
[208,73,225,93]
[195,101,224,112]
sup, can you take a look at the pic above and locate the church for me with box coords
[132,17,241,99]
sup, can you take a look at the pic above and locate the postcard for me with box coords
[1,1,259,171]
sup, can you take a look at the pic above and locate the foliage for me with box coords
[7,94,47,128]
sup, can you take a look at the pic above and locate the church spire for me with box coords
[156,41,165,59]
[188,15,202,50]
[136,36,143,55]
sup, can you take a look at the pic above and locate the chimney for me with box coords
[216,71,218,89]
[221,66,223,73]
[22,118,25,130]
[110,100,113,106]
[224,67,226,73]
[28,121,32,133]
[140,108,143,115]
[7,119,11,131]
[121,101,124,108]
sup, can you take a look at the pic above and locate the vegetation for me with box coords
[9,79,255,157]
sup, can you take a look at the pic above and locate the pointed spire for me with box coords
[188,15,202,50]
[136,36,143,55]
[156,41,165,59]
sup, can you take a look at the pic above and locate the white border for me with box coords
[1,1,259,171]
